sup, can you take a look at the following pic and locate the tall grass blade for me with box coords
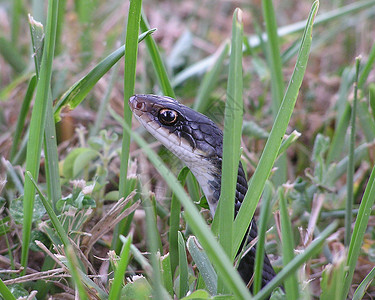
[29,13,61,211]
[178,231,189,298]
[217,9,243,294]
[233,0,319,256]
[11,0,22,45]
[262,0,284,114]
[118,0,142,199]
[75,0,95,66]
[342,165,375,298]
[29,15,44,78]
[161,254,174,297]
[9,75,36,162]
[279,188,299,299]
[108,234,132,300]
[0,36,26,73]
[21,0,58,272]
[44,95,61,210]
[65,246,89,300]
[352,267,375,300]
[140,13,175,98]
[55,0,67,55]
[170,167,190,276]
[111,0,143,253]
[253,182,273,295]
[143,197,166,299]
[0,278,16,300]
[187,236,217,295]
[262,0,287,186]
[345,57,360,246]
[26,171,71,248]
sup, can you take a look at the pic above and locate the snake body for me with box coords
[129,94,276,290]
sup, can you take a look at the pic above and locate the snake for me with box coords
[129,94,277,291]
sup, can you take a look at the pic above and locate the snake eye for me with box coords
[158,109,178,125]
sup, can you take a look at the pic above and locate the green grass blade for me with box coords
[29,17,61,211]
[44,95,61,210]
[29,12,61,211]
[277,130,301,157]
[253,220,338,300]
[352,266,375,300]
[140,13,175,98]
[129,244,153,277]
[21,0,58,272]
[253,182,273,295]
[75,0,95,66]
[65,246,89,300]
[26,171,71,248]
[10,75,36,162]
[111,108,251,299]
[342,164,375,298]
[345,57,360,246]
[178,231,189,298]
[161,254,174,297]
[0,36,26,73]
[53,29,155,120]
[232,0,319,256]
[0,278,16,300]
[109,234,132,300]
[144,197,165,299]
[187,236,217,295]
[29,15,44,78]
[262,0,284,114]
[279,188,299,299]
[217,10,243,294]
[11,0,22,46]
[118,0,142,199]
[114,0,143,254]
[90,42,123,137]
[54,0,66,55]
[262,0,287,187]
[170,167,190,276]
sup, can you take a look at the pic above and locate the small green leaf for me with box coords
[187,236,217,295]
[121,277,152,299]
[10,195,46,224]
[73,149,100,177]
[62,148,99,179]
[182,289,211,299]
